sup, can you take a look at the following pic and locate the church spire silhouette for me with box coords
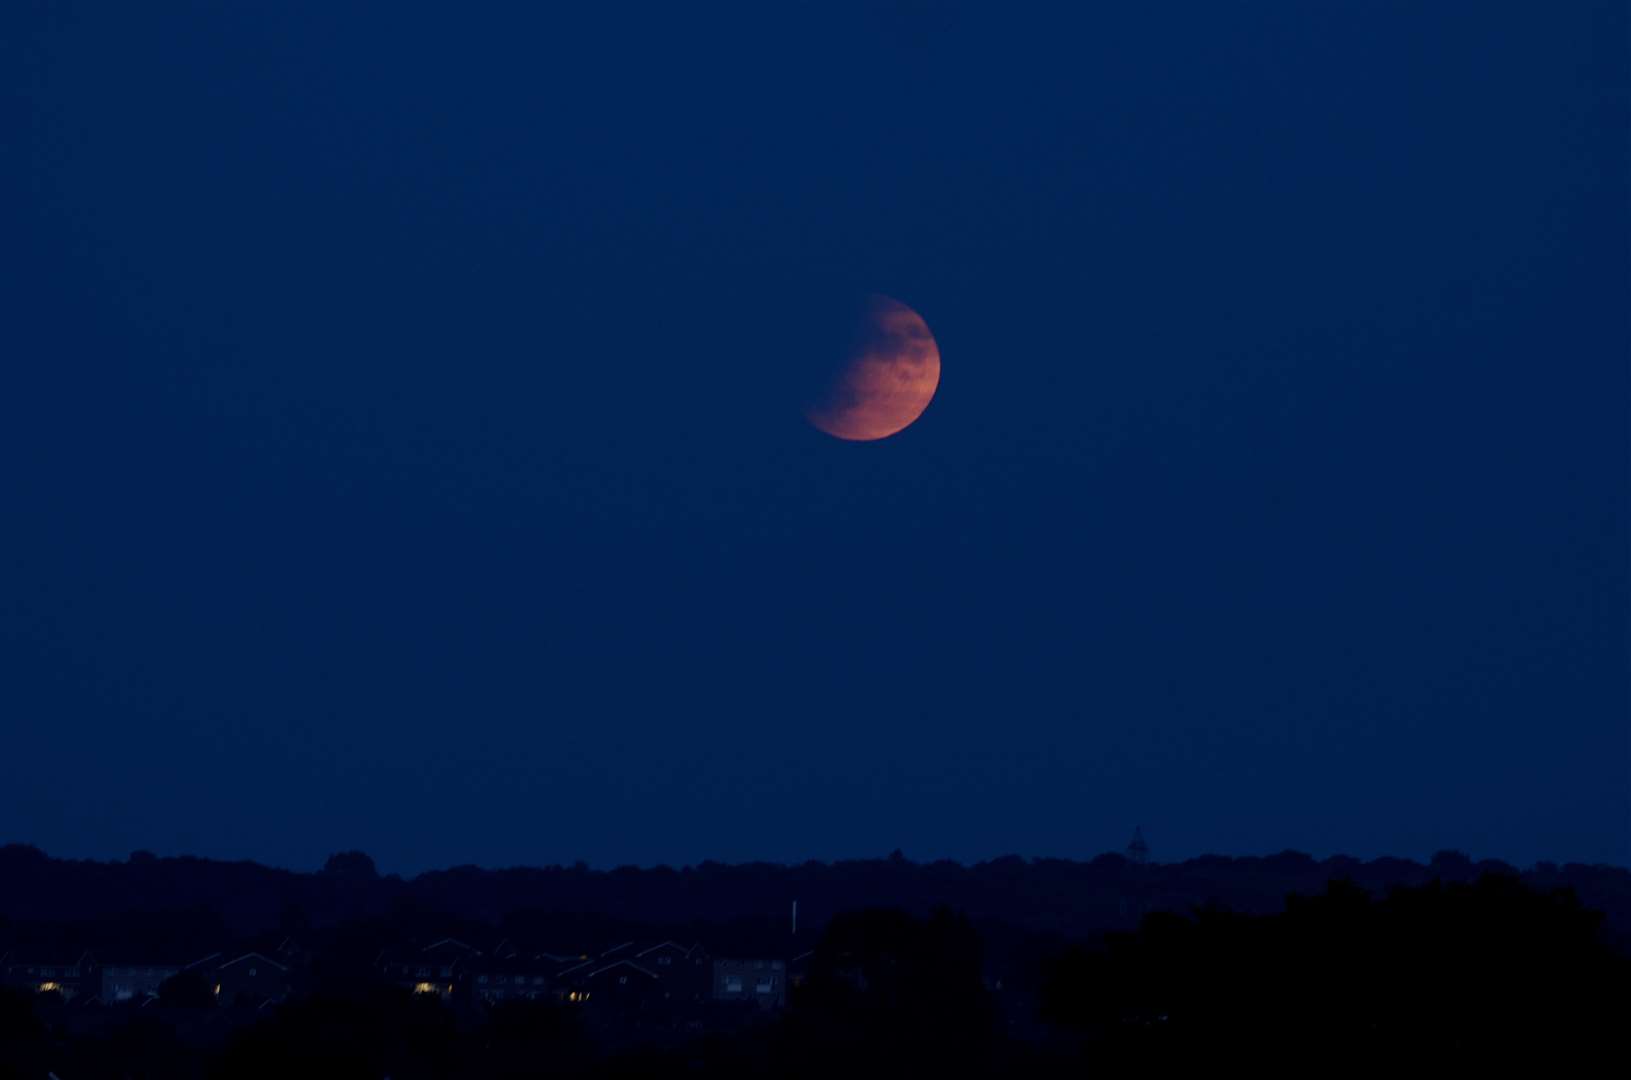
[1126,826,1150,865]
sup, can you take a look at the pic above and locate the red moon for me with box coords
[805,294,941,442]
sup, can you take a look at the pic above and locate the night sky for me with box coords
[4,2,1626,873]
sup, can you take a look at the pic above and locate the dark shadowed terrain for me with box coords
[1,845,1627,1076]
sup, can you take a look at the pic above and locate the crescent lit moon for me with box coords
[806,294,940,442]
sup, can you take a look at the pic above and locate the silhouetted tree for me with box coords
[783,907,1000,1077]
[159,969,216,1009]
[468,1000,592,1078]
[321,851,379,881]
[213,989,457,1080]
[1429,848,1475,881]
[1040,873,1630,1071]
[0,988,48,1080]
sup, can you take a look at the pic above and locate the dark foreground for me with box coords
[4,872,1628,1076]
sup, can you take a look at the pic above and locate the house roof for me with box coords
[465,953,557,975]
[218,952,288,973]
[634,941,701,960]
[0,948,95,967]
[586,959,659,981]
[376,938,483,966]
[422,938,480,955]
[101,952,220,970]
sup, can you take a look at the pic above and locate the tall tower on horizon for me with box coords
[1126,826,1150,865]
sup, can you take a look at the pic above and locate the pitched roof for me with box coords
[0,948,95,967]
[102,952,220,970]
[465,953,556,974]
[422,938,479,955]
[587,959,659,981]
[218,952,288,973]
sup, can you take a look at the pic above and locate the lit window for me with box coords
[413,982,437,995]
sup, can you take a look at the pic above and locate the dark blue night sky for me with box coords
[4,2,1626,873]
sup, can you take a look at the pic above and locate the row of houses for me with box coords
[0,948,291,1008]
[3,937,798,1016]
[379,937,793,1012]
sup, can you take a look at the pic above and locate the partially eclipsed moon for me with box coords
[806,294,940,442]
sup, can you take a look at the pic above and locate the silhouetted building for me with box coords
[1126,826,1150,865]
[466,953,556,1004]
[788,949,815,991]
[580,958,664,1011]
[712,957,786,1009]
[378,938,476,1000]
[212,952,291,1008]
[634,941,710,1002]
[0,948,97,1001]
[102,953,219,1003]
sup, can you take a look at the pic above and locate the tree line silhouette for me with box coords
[4,843,1630,947]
